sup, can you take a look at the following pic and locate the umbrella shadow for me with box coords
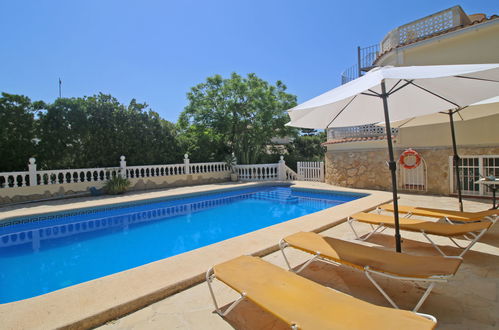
[362,223,499,254]
[216,258,463,329]
[215,239,499,329]
[360,232,462,256]
[474,222,499,248]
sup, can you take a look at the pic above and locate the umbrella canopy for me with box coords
[287,64,499,253]
[288,64,499,129]
[386,96,499,128]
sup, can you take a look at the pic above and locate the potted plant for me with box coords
[104,175,131,195]
[226,153,238,182]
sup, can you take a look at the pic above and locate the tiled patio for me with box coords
[98,193,498,330]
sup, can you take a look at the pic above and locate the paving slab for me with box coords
[97,193,498,330]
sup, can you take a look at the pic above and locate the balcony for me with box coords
[340,6,471,85]
[340,44,379,84]
[380,6,470,54]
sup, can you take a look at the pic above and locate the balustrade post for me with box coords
[28,157,37,186]
[278,155,286,180]
[184,154,190,174]
[119,155,127,178]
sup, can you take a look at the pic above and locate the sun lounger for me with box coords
[279,231,462,312]
[206,255,437,329]
[348,212,492,257]
[378,203,498,223]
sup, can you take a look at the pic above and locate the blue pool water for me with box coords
[0,186,365,303]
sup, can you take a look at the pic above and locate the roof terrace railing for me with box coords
[327,124,398,140]
[380,5,470,54]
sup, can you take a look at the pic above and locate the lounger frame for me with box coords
[376,206,498,225]
[347,216,488,257]
[207,258,437,328]
[279,239,461,312]
[206,266,301,329]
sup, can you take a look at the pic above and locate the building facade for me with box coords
[326,6,499,197]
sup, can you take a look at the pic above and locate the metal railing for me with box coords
[397,157,427,192]
[340,44,380,84]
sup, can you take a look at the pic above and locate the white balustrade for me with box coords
[0,154,296,191]
[126,164,186,178]
[284,166,299,181]
[235,164,279,181]
[36,168,120,186]
[0,171,30,188]
[189,162,228,174]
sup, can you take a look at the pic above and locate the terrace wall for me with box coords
[0,172,231,205]
[0,155,300,205]
[325,145,499,195]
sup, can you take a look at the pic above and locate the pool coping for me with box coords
[0,182,393,330]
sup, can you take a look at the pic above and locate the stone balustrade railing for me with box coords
[189,162,228,174]
[235,164,279,181]
[0,155,229,189]
[126,164,186,178]
[234,156,298,181]
[37,168,120,185]
[327,124,398,140]
[0,154,299,191]
[380,6,469,54]
[284,166,299,181]
[0,171,30,188]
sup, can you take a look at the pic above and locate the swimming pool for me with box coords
[0,185,365,303]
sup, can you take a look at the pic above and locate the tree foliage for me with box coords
[0,93,182,171]
[0,93,38,171]
[178,73,297,164]
[35,94,182,169]
[284,130,326,171]
[1,74,329,172]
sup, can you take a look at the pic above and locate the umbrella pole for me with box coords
[381,81,402,253]
[449,111,464,212]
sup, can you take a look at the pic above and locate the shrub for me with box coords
[104,175,130,195]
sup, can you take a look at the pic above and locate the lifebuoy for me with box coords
[399,149,421,169]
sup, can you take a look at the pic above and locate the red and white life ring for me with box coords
[399,149,422,170]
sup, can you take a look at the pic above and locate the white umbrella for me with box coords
[382,96,499,212]
[387,96,499,127]
[287,64,499,252]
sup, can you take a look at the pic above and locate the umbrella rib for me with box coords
[361,90,380,97]
[388,80,413,95]
[455,75,499,83]
[405,81,460,108]
[325,95,358,128]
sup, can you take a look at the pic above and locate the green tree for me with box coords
[284,130,326,171]
[37,94,181,169]
[0,93,38,171]
[36,97,86,168]
[178,73,297,164]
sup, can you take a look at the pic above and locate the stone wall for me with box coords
[325,149,392,191]
[325,146,499,195]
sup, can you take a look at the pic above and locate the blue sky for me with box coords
[1,1,497,122]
